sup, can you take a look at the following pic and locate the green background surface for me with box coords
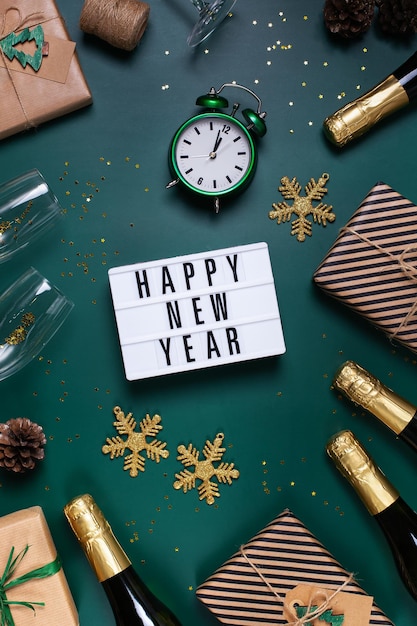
[1,1,417,624]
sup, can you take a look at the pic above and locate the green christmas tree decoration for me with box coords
[295,604,345,626]
[0,25,45,71]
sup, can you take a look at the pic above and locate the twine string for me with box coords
[79,0,150,51]
[239,546,354,626]
[340,225,417,338]
[0,7,44,39]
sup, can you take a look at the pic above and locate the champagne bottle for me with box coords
[326,429,417,601]
[333,360,417,452]
[323,50,417,147]
[64,494,182,626]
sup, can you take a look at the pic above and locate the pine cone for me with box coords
[324,0,376,38]
[0,418,46,473]
[376,0,417,35]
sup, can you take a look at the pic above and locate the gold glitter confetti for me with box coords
[102,406,169,478]
[0,199,32,236]
[173,433,239,505]
[269,173,335,242]
[5,312,35,345]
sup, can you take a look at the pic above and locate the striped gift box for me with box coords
[313,182,417,353]
[196,509,393,625]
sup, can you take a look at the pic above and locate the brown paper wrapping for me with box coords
[313,182,417,354]
[0,506,79,626]
[196,509,394,626]
[0,0,92,139]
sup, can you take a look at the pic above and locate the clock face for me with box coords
[170,113,256,197]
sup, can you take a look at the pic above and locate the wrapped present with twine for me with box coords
[0,506,78,626]
[196,509,393,626]
[313,182,417,354]
[0,0,92,140]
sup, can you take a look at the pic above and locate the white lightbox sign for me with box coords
[108,242,285,380]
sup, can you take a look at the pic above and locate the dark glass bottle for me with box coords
[64,494,182,626]
[323,51,417,147]
[327,429,417,601]
[333,360,417,453]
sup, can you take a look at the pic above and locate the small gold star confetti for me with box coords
[269,173,335,242]
[173,433,239,505]
[102,406,169,477]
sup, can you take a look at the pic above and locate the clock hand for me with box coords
[212,130,221,152]
[209,133,223,158]
[213,135,223,152]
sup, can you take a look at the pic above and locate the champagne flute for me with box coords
[0,267,74,381]
[187,0,237,47]
[0,169,63,263]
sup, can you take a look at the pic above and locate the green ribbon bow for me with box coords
[0,545,62,626]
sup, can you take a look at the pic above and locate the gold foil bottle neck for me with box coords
[334,361,415,435]
[326,430,399,515]
[323,74,409,147]
[64,494,131,582]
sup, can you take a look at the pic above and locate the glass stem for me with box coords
[189,0,209,13]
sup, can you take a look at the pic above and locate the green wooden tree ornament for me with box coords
[295,605,345,626]
[0,25,44,71]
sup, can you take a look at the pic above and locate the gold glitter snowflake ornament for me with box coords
[269,173,335,241]
[102,406,169,477]
[173,433,239,505]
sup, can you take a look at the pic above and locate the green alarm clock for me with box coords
[166,82,267,213]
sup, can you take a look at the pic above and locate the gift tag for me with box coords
[0,32,75,83]
[285,584,373,626]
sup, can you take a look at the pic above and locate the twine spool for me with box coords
[80,0,150,51]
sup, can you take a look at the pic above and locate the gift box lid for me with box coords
[196,509,394,626]
[313,182,417,354]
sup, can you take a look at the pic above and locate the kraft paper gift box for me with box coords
[0,506,79,625]
[0,0,92,140]
[196,509,394,626]
[313,182,417,354]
